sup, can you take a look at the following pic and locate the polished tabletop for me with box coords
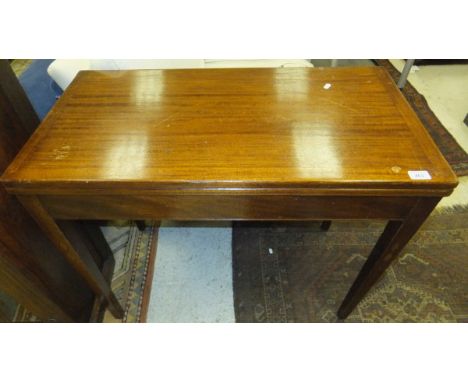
[2,67,458,195]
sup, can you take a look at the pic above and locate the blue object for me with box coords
[19,59,63,120]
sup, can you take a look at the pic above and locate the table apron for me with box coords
[38,194,420,221]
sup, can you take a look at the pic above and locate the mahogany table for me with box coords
[1,67,458,320]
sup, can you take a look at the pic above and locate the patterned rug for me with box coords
[101,223,157,323]
[373,59,468,176]
[233,206,468,323]
[5,223,157,323]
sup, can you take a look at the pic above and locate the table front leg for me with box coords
[17,195,124,319]
[337,197,440,319]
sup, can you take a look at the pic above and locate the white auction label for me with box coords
[408,170,432,180]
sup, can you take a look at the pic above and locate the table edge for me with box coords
[0,178,458,197]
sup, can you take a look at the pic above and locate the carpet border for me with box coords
[138,225,159,323]
[372,59,468,176]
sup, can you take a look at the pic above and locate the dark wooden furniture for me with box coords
[0,60,114,322]
[1,67,458,319]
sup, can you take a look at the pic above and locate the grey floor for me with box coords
[309,59,374,67]
[147,222,234,322]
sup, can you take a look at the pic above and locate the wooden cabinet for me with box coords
[0,60,111,322]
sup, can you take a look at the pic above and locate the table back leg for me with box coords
[337,197,440,319]
[135,220,146,231]
[320,220,332,231]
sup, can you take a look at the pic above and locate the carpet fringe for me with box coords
[433,203,468,215]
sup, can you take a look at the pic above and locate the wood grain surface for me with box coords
[39,194,416,220]
[1,66,458,320]
[1,67,457,196]
[0,60,104,322]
